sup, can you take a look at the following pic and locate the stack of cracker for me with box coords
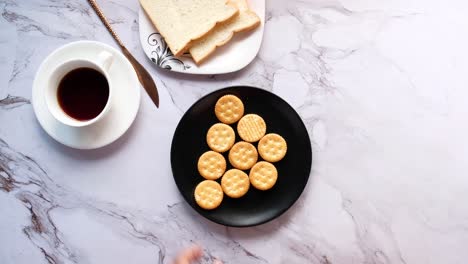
[194,94,288,210]
[139,0,261,64]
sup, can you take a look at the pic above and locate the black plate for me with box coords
[170,86,312,227]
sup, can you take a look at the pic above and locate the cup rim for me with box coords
[45,58,113,128]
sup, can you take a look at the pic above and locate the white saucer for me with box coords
[32,41,140,150]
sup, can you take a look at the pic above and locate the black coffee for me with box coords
[57,67,109,121]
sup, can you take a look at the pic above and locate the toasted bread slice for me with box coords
[189,0,260,64]
[140,0,239,57]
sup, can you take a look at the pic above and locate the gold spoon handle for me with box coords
[87,0,160,108]
[87,0,124,47]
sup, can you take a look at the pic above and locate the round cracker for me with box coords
[258,133,287,162]
[237,114,266,142]
[249,161,278,191]
[197,151,226,180]
[206,123,235,153]
[215,94,244,124]
[228,141,258,170]
[221,169,250,198]
[194,180,223,210]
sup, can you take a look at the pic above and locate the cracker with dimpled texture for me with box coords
[228,141,258,170]
[215,94,244,124]
[237,114,266,142]
[249,161,278,190]
[194,180,224,210]
[221,169,250,198]
[197,151,226,180]
[257,133,287,163]
[206,123,235,153]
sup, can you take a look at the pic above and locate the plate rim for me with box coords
[170,86,312,227]
[137,0,266,75]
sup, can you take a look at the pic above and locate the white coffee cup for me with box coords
[45,51,114,127]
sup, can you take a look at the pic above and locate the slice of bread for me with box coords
[140,0,239,57]
[189,0,261,64]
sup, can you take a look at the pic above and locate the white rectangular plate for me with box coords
[138,0,265,74]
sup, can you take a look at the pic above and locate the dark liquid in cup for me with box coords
[57,67,109,121]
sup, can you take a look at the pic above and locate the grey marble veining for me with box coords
[0,139,266,263]
[2,0,468,263]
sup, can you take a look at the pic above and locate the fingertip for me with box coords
[174,245,203,264]
[213,259,223,264]
[191,245,203,258]
[186,245,203,260]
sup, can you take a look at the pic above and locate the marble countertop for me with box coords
[1,0,468,263]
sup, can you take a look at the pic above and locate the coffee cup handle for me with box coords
[96,51,114,72]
